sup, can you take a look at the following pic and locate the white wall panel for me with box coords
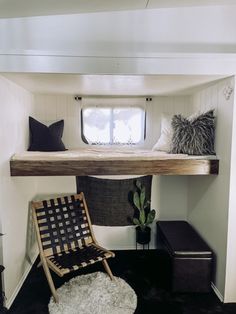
[0,75,37,307]
[188,77,235,300]
[34,94,191,149]
[224,77,236,302]
[148,96,191,147]
[34,94,81,149]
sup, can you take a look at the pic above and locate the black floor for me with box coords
[7,250,236,314]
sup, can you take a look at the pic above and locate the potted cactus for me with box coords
[130,179,156,245]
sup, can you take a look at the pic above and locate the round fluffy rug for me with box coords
[48,271,137,314]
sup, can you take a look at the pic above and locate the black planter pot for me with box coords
[136,226,151,245]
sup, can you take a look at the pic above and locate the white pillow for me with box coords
[152,113,173,152]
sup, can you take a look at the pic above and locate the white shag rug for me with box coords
[48,271,137,314]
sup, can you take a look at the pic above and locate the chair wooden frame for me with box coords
[32,193,115,303]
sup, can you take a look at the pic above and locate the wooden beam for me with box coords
[10,158,219,176]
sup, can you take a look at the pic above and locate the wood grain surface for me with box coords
[10,158,219,176]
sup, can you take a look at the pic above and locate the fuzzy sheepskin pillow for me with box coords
[171,110,215,155]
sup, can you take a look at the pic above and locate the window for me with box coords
[81,106,146,145]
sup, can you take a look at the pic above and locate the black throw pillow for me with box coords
[171,110,215,155]
[28,117,67,151]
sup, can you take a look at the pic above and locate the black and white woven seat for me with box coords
[32,193,115,302]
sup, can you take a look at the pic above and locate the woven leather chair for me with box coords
[32,193,115,302]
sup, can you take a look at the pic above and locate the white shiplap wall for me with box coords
[188,77,235,301]
[34,94,81,149]
[33,94,192,249]
[224,77,236,303]
[147,95,192,148]
[33,94,192,149]
[0,75,38,308]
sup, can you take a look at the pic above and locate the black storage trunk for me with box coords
[157,220,213,293]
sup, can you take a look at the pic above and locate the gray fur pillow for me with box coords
[171,110,215,155]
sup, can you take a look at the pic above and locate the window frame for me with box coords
[81,105,146,146]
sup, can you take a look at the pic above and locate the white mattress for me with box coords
[12,148,217,161]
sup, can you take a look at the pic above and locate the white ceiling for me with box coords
[0,0,235,18]
[2,73,226,96]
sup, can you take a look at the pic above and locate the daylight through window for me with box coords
[81,106,145,145]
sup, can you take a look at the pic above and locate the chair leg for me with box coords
[41,259,59,303]
[37,261,42,268]
[102,259,115,281]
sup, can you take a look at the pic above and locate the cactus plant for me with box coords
[131,179,156,232]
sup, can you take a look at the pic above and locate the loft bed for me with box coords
[10,148,219,176]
